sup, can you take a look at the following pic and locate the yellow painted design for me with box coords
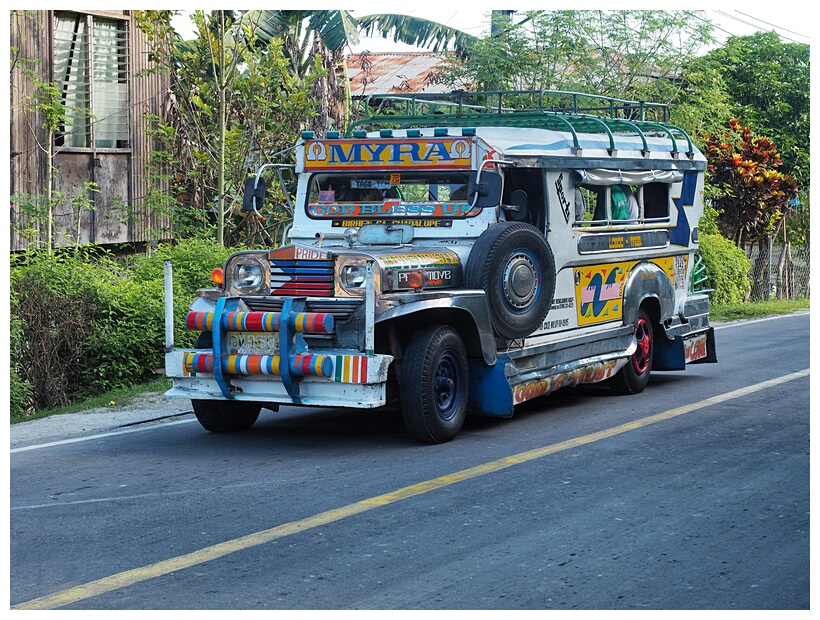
[574,257,676,326]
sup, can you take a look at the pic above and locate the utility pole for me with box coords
[491,10,515,37]
[217,10,226,246]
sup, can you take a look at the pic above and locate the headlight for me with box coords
[226,254,269,295]
[234,263,263,288]
[341,264,367,289]
[335,256,382,296]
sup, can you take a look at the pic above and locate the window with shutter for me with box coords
[54,12,129,149]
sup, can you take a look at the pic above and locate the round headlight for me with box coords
[228,255,267,294]
[341,264,367,289]
[234,263,263,288]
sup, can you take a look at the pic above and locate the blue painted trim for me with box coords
[468,356,514,417]
[278,297,307,403]
[212,296,240,399]
[670,171,698,247]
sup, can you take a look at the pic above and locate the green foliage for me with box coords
[10,285,34,419]
[135,10,321,248]
[710,298,809,322]
[9,240,233,418]
[698,233,752,305]
[703,119,799,246]
[699,32,809,186]
[439,10,714,102]
[10,249,118,411]
[671,57,735,145]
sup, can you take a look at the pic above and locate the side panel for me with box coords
[574,257,682,326]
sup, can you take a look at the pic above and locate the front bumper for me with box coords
[165,282,392,407]
[165,348,393,407]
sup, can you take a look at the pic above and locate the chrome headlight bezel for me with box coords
[335,255,383,297]
[225,252,270,295]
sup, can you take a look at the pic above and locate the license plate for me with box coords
[225,331,279,355]
[684,333,707,363]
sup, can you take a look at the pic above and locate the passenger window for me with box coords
[575,186,601,226]
[503,168,546,230]
[574,182,671,227]
[643,183,670,221]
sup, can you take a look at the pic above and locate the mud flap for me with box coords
[468,356,514,418]
[653,333,686,371]
[654,327,717,370]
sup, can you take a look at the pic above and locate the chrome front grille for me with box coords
[268,257,335,297]
[242,297,362,325]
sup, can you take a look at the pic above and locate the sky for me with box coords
[170,5,811,53]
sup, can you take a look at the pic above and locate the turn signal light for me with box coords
[406,270,427,291]
[211,267,224,285]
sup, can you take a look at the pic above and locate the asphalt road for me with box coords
[10,313,810,610]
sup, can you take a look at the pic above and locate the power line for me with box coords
[733,10,808,40]
[713,10,804,44]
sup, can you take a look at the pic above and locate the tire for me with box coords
[610,308,653,395]
[192,399,261,432]
[400,325,469,444]
[465,222,556,340]
[195,331,213,348]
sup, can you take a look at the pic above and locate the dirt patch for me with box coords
[10,391,193,450]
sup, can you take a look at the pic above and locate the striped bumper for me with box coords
[169,296,388,405]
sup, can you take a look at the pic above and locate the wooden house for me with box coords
[10,9,172,251]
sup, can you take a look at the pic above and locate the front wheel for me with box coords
[609,309,654,395]
[400,325,469,444]
[192,399,261,432]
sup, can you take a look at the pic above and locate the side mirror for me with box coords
[242,176,267,212]
[467,171,502,208]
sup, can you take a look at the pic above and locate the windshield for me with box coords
[306,171,478,223]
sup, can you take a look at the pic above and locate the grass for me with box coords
[710,298,810,322]
[11,298,810,424]
[11,377,171,424]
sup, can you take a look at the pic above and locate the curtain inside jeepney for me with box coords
[573,169,683,186]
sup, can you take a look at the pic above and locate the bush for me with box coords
[9,239,234,417]
[11,249,120,410]
[699,233,752,305]
[10,288,33,417]
[126,239,235,350]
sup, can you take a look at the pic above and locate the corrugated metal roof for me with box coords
[346,51,453,97]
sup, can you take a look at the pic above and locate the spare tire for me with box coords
[465,222,556,340]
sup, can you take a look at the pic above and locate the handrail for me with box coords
[345,88,692,154]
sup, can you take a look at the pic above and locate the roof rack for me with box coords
[346,89,695,159]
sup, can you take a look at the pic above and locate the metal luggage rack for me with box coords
[346,89,696,158]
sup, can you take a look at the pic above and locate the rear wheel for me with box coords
[400,325,469,444]
[192,399,261,432]
[610,308,653,395]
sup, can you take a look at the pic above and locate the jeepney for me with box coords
[164,90,716,443]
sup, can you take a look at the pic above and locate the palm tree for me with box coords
[237,10,476,133]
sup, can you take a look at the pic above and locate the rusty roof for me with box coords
[346,51,453,97]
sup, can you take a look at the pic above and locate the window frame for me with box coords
[53,11,131,152]
[573,177,673,229]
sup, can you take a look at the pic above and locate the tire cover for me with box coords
[465,222,556,340]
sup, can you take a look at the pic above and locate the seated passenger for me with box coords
[610,184,639,221]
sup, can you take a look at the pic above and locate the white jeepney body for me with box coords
[165,90,716,442]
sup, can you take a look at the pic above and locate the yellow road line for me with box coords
[14,368,809,610]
